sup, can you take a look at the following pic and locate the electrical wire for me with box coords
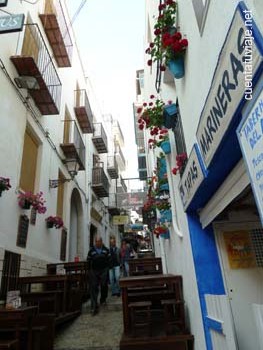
[0,8,12,15]
[21,0,41,4]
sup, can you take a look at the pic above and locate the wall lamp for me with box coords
[49,158,80,188]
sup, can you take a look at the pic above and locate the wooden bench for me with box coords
[161,299,186,334]
[128,301,152,337]
[0,340,18,349]
[21,291,63,317]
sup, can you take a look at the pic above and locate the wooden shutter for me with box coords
[21,24,39,61]
[60,229,67,261]
[56,171,65,218]
[0,251,21,300]
[19,130,38,192]
[63,108,71,144]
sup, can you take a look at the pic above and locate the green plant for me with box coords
[145,0,188,70]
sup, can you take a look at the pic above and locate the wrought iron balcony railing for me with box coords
[92,123,108,154]
[11,23,61,115]
[108,193,120,215]
[74,89,93,133]
[91,164,109,198]
[39,0,73,67]
[60,120,85,170]
[107,156,119,179]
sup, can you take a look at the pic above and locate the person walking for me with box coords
[109,237,121,296]
[120,240,133,277]
[87,235,111,315]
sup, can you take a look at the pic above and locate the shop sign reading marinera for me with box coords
[196,5,263,168]
[237,84,263,224]
[179,144,207,210]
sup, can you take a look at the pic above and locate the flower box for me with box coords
[45,216,64,229]
[167,57,185,79]
[163,104,177,129]
[160,140,171,154]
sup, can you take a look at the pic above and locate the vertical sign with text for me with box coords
[237,84,263,224]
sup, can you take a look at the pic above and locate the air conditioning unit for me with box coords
[14,76,40,90]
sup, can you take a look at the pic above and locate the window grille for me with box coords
[0,251,21,300]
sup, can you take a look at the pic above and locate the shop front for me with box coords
[179,2,263,349]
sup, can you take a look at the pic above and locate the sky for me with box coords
[66,0,145,181]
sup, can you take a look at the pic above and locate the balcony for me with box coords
[117,176,127,194]
[60,120,85,170]
[107,156,119,179]
[74,89,93,133]
[115,141,126,171]
[92,123,108,154]
[91,164,109,198]
[108,193,120,216]
[39,0,73,67]
[11,24,61,115]
[113,120,124,147]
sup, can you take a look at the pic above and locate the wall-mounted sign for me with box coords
[237,82,263,224]
[0,0,8,7]
[113,215,129,225]
[196,4,263,168]
[0,14,25,34]
[223,231,256,269]
[179,144,207,210]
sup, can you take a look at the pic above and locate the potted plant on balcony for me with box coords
[45,216,64,229]
[18,191,47,214]
[153,223,170,239]
[145,0,188,78]
[172,152,188,175]
[0,177,11,197]
[138,96,176,130]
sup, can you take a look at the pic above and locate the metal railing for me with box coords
[108,193,117,208]
[115,141,126,168]
[74,89,93,122]
[21,23,62,111]
[113,120,124,146]
[107,155,118,170]
[62,120,85,167]
[136,138,146,154]
[92,165,109,192]
[43,0,73,63]
[93,123,108,146]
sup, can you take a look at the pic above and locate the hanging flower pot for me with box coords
[160,140,171,154]
[160,183,169,191]
[167,56,185,79]
[163,104,177,129]
[160,230,170,239]
[46,221,54,229]
[160,209,172,223]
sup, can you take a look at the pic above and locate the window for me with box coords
[56,171,65,218]
[19,129,39,192]
[173,102,187,175]
[192,0,210,34]
[60,229,67,261]
[0,251,21,300]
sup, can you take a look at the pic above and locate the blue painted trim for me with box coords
[194,143,209,177]
[205,317,223,334]
[187,214,226,350]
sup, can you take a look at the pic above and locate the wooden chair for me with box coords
[128,301,152,337]
[161,299,186,334]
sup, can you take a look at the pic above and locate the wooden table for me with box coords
[119,274,183,335]
[0,306,38,350]
[18,275,68,314]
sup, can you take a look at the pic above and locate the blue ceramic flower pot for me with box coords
[160,183,169,191]
[168,57,185,79]
[163,104,177,129]
[160,230,170,239]
[160,141,171,154]
[160,209,172,222]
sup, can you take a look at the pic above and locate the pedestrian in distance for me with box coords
[120,240,135,277]
[87,235,111,316]
[109,237,121,296]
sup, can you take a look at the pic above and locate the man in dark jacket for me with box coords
[109,237,121,296]
[88,236,111,315]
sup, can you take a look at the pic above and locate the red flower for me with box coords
[158,3,166,11]
[149,102,153,106]
[139,124,144,130]
[180,39,189,47]
[174,32,182,40]
[137,107,142,114]
[154,28,161,36]
[143,102,147,107]
[160,129,168,134]
[172,42,182,52]
[160,65,166,71]
[145,47,151,54]
[167,100,172,105]
[149,42,154,48]
[150,94,155,99]
[172,167,178,175]
[147,59,152,66]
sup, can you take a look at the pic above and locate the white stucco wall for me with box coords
[142,0,263,348]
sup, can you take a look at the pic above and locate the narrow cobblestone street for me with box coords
[54,295,123,350]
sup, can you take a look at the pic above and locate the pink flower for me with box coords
[147,59,152,66]
[150,94,155,99]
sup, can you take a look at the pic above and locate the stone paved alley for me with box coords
[54,296,123,350]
